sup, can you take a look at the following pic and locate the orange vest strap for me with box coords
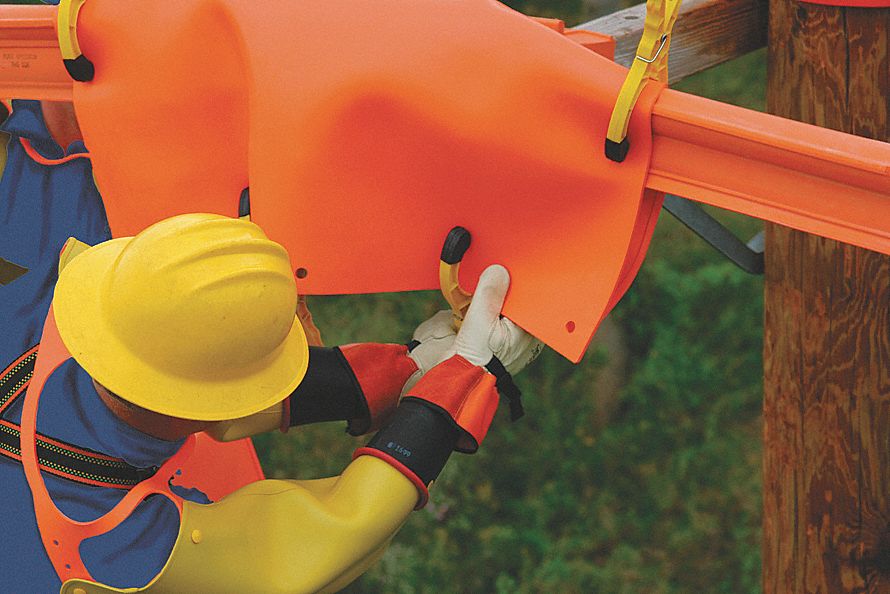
[19,137,90,166]
[20,306,190,582]
[0,344,161,489]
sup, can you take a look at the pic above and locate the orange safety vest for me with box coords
[20,306,258,583]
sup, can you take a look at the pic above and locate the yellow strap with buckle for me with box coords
[57,0,86,62]
[57,0,95,82]
[605,0,681,162]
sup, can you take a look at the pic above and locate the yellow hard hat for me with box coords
[53,213,309,421]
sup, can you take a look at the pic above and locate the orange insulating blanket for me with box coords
[72,0,662,362]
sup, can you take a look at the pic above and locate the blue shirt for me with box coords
[0,100,109,367]
[1,360,211,591]
[0,101,207,592]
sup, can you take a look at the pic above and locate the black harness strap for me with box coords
[0,344,38,414]
[0,345,157,489]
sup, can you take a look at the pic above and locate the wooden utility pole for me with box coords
[764,2,890,592]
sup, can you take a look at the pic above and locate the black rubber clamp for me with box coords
[440,226,472,265]
[63,55,94,82]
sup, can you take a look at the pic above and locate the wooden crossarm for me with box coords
[574,0,768,83]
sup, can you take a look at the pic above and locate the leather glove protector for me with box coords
[355,264,541,507]
[453,265,543,375]
[403,310,456,395]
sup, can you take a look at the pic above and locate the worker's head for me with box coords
[53,213,309,426]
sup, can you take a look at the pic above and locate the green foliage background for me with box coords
[254,5,768,593]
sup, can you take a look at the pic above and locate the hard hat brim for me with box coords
[53,238,309,421]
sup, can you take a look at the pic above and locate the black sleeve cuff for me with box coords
[365,399,460,486]
[289,347,369,428]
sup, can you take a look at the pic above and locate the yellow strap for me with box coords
[438,259,472,331]
[297,295,324,347]
[438,226,474,331]
[58,237,91,273]
[606,0,682,145]
[57,0,88,61]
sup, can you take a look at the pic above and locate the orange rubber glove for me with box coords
[355,265,538,506]
[286,305,461,436]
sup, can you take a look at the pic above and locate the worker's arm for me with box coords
[208,312,459,442]
[136,455,419,594]
[207,344,418,441]
[91,266,540,594]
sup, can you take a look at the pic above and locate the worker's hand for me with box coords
[405,265,541,394]
[331,310,458,435]
[402,310,456,395]
[356,265,541,507]
[401,265,539,452]
[454,265,542,375]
